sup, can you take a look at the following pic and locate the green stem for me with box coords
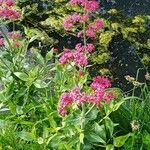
[85,104,95,116]
[131,132,135,150]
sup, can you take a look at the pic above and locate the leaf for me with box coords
[113,133,131,147]
[86,132,106,144]
[17,131,36,141]
[86,107,99,121]
[106,144,114,150]
[16,106,23,115]
[79,133,84,144]
[38,137,44,144]
[94,123,106,141]
[49,117,57,128]
[29,36,38,43]
[113,100,124,112]
[46,49,53,61]
[34,51,45,65]
[14,72,29,81]
[105,117,114,137]
[34,80,48,88]
[0,119,7,128]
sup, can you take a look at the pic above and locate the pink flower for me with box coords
[63,13,89,30]
[8,31,22,39]
[91,76,112,90]
[75,43,94,53]
[104,92,114,103]
[70,87,83,103]
[86,28,96,38]
[58,76,114,116]
[81,14,89,22]
[63,17,73,30]
[86,43,95,52]
[59,49,73,65]
[0,7,20,20]
[94,19,104,29]
[12,42,20,48]
[0,38,4,46]
[15,32,22,39]
[71,13,82,22]
[5,0,15,6]
[73,51,88,66]
[58,92,73,116]
[53,48,58,54]
[89,19,104,30]
[59,48,88,66]
[75,43,84,52]
[77,30,83,37]
[79,70,85,77]
[70,0,85,5]
[83,1,99,12]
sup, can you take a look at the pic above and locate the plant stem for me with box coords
[85,104,95,116]
[131,132,135,150]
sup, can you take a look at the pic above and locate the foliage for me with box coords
[0,0,150,150]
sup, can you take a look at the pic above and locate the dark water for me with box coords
[101,0,150,16]
[99,0,150,90]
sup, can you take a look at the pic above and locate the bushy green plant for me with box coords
[0,0,150,150]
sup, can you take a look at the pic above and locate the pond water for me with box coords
[101,0,150,16]
[100,0,150,91]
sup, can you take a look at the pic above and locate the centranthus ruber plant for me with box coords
[0,0,22,50]
[0,0,20,20]
[58,0,113,117]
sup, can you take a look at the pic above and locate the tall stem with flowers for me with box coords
[58,0,114,118]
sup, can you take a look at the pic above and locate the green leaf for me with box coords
[79,133,84,144]
[105,117,114,137]
[86,132,106,144]
[106,144,114,150]
[17,131,36,141]
[14,72,29,81]
[94,123,106,141]
[113,100,124,112]
[38,137,44,144]
[34,80,48,88]
[16,105,23,115]
[34,51,45,65]
[46,49,53,61]
[0,119,7,128]
[86,107,99,121]
[49,117,57,128]
[113,133,131,147]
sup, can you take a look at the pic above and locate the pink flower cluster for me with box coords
[0,0,15,6]
[86,19,104,38]
[0,0,20,20]
[70,0,99,12]
[64,13,88,30]
[59,43,94,66]
[0,38,4,46]
[77,19,104,38]
[59,48,88,66]
[0,31,22,48]
[75,43,95,52]
[58,76,114,116]
[8,31,22,39]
